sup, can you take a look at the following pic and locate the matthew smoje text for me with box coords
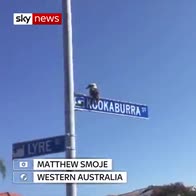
[35,160,111,170]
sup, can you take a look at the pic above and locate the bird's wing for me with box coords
[90,89,99,97]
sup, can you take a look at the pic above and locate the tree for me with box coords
[151,182,196,196]
[0,159,6,179]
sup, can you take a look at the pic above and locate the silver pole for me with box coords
[62,0,77,196]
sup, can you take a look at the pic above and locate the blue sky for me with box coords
[1,0,196,195]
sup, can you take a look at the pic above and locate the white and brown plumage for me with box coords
[86,83,99,104]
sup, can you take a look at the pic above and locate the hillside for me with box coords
[109,183,196,196]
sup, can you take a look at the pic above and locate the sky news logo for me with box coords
[13,13,62,25]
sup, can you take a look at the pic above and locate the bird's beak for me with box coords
[86,85,89,89]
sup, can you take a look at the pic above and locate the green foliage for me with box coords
[0,159,6,179]
[151,182,196,196]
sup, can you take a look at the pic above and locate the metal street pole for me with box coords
[62,0,77,196]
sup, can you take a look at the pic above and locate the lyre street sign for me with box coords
[12,135,65,159]
[74,94,148,119]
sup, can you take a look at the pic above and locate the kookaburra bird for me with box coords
[86,83,99,104]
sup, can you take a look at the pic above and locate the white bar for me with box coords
[13,13,32,25]
[33,159,112,170]
[33,171,127,183]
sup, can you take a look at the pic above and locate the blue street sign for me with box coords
[75,94,148,119]
[12,135,65,159]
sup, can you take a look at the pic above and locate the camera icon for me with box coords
[19,161,28,168]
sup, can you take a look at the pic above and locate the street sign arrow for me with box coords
[75,94,148,119]
[12,135,65,159]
